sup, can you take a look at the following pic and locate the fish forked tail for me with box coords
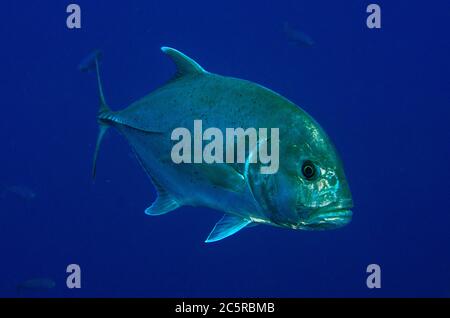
[79,50,112,180]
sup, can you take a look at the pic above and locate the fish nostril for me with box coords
[329,175,338,187]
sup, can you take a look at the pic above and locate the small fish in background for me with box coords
[78,49,103,72]
[283,22,314,47]
[17,278,56,294]
[1,185,37,200]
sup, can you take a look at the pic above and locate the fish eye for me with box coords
[301,160,316,180]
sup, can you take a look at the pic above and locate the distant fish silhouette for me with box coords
[17,278,56,294]
[78,49,103,72]
[1,185,37,200]
[283,22,314,47]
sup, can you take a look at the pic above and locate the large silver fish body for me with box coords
[89,47,353,243]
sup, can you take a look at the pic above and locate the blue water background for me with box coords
[0,1,449,297]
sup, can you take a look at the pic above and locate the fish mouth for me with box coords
[298,202,353,230]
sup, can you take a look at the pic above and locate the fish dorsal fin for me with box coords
[205,214,252,243]
[161,46,207,79]
[145,177,180,216]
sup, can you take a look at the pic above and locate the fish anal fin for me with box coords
[145,177,180,216]
[205,214,252,243]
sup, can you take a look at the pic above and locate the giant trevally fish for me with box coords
[283,22,315,47]
[85,47,353,243]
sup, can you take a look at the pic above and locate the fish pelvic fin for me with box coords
[205,214,253,243]
[80,50,113,180]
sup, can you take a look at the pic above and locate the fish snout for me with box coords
[297,199,353,230]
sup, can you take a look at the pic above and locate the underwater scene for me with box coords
[0,1,449,298]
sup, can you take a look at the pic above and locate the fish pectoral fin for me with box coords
[201,163,246,193]
[205,214,252,243]
[145,177,180,216]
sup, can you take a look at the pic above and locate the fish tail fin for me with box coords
[92,51,110,117]
[80,50,112,180]
[92,51,112,180]
[92,122,109,180]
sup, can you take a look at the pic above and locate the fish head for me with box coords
[246,138,352,230]
[291,154,353,230]
[283,117,353,230]
[249,114,353,230]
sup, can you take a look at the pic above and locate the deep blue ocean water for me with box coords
[0,1,449,297]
